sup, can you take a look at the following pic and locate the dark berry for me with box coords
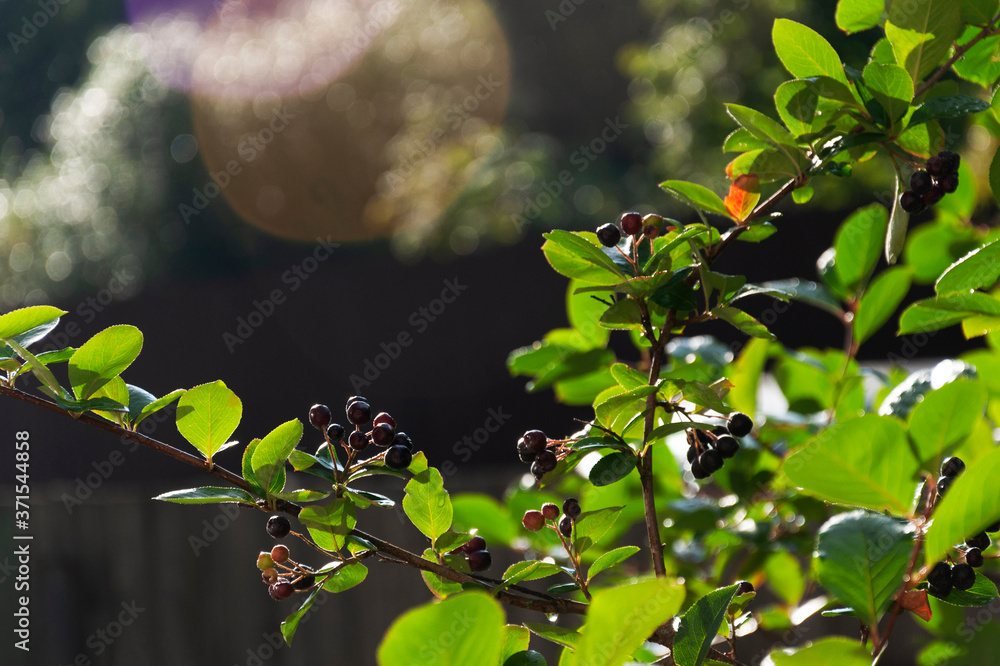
[373,412,396,429]
[936,475,953,498]
[266,515,291,539]
[952,563,976,591]
[691,458,710,479]
[938,150,960,175]
[270,545,289,564]
[686,445,698,463]
[927,561,953,588]
[346,400,371,426]
[941,457,965,478]
[694,428,714,447]
[966,532,991,550]
[467,550,492,572]
[728,412,753,438]
[909,170,932,195]
[326,423,345,442]
[371,422,395,447]
[293,575,316,590]
[257,552,275,570]
[938,173,959,194]
[643,224,660,239]
[392,432,413,450]
[346,395,367,408]
[620,212,643,235]
[308,404,332,430]
[899,190,925,214]
[736,580,755,595]
[541,503,560,520]
[269,581,295,600]
[563,498,582,520]
[699,449,724,474]
[926,154,945,176]
[531,450,558,478]
[517,439,537,464]
[522,430,548,454]
[923,186,945,206]
[987,521,1000,533]
[558,514,573,538]
[523,510,545,531]
[596,223,622,247]
[716,436,740,459]
[385,444,412,470]
[966,548,984,568]
[712,426,730,437]
[928,582,952,599]
[349,430,370,451]
[463,536,487,553]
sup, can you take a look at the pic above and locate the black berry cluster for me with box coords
[899,151,960,215]
[449,535,492,572]
[685,412,752,480]
[522,499,579,540]
[596,212,666,248]
[516,430,562,481]
[312,397,415,471]
[935,456,965,499]
[256,542,316,600]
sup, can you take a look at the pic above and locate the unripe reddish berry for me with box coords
[523,510,545,531]
[271,545,290,564]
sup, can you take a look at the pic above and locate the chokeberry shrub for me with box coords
[4,3,1000,664]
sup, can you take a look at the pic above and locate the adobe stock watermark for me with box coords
[179,106,296,224]
[7,0,77,54]
[511,116,628,233]
[222,236,341,353]
[188,503,244,556]
[347,277,468,391]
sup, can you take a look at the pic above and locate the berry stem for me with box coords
[638,311,670,578]
[552,523,591,600]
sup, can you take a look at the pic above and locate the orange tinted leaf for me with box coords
[724,174,761,222]
[900,589,932,622]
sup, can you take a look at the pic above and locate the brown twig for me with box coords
[913,12,1000,99]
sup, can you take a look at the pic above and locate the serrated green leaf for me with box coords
[299,499,356,553]
[908,379,986,469]
[133,388,184,427]
[815,511,914,627]
[501,625,531,663]
[953,28,1000,87]
[524,623,579,650]
[404,468,453,544]
[177,381,243,463]
[0,305,66,340]
[712,307,776,340]
[322,562,368,593]
[899,292,1000,335]
[659,180,730,218]
[910,95,990,127]
[773,19,849,85]
[673,584,739,666]
[599,299,643,329]
[854,266,913,344]
[280,585,323,647]
[588,451,637,487]
[500,561,564,588]
[542,230,627,285]
[863,63,913,127]
[572,506,623,555]
[587,546,640,583]
[836,0,884,33]
[152,486,257,505]
[886,0,962,87]
[67,325,143,400]
[925,446,1000,565]
[936,240,1000,295]
[783,414,920,513]
[250,418,302,494]
[834,204,889,294]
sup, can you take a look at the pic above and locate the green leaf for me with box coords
[567,280,609,348]
[572,506,623,555]
[899,292,1000,335]
[0,318,63,362]
[271,488,331,503]
[936,240,1000,295]
[886,0,962,87]
[908,379,986,468]
[588,451,637,487]
[451,494,518,545]
[659,181,730,218]
[5,338,65,397]
[836,0,885,33]
[152,486,257,504]
[322,562,368,593]
[773,19,849,85]
[673,584,739,666]
[833,204,889,294]
[783,414,920,513]
[649,268,698,311]
[769,636,873,665]
[726,338,770,416]
[599,299,643,330]
[500,561,564,588]
[404,468,454,544]
[757,279,843,316]
[725,104,799,149]
[953,28,1000,87]
[377,592,504,666]
[242,438,264,496]
[764,551,805,605]
[133,388,185,427]
[723,128,772,152]
[67,325,143,400]
[885,176,909,265]
[712,307,776,340]
[523,623,579,650]
[991,144,1000,206]
[854,266,913,344]
[250,418,302,494]
[933,572,999,607]
[299,499,356,553]
[53,394,126,413]
[587,546,640,583]
[176,381,243,463]
[774,81,828,136]
[503,651,546,666]
[863,63,914,126]
[568,578,684,666]
[501,625,531,662]
[815,511,914,627]
[280,585,323,647]
[909,95,990,127]
[0,305,66,339]
[542,230,627,285]
[925,446,1000,564]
